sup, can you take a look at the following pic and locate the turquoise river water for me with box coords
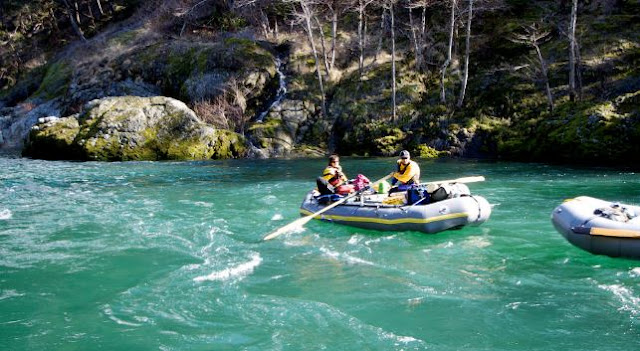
[1,156,639,350]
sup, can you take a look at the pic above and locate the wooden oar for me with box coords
[263,174,393,241]
[263,174,485,241]
[425,175,485,186]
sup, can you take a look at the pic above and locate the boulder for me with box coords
[248,98,319,157]
[24,96,247,161]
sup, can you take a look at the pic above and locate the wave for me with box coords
[598,284,640,318]
[0,289,24,301]
[319,247,375,266]
[0,209,12,220]
[193,253,262,282]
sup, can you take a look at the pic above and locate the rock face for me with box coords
[248,98,320,157]
[23,96,247,161]
[0,100,62,150]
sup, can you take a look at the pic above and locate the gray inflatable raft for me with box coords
[300,191,492,234]
[551,196,640,259]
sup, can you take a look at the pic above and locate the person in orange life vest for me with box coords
[316,154,353,195]
[391,150,420,186]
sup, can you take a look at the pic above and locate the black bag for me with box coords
[429,186,450,202]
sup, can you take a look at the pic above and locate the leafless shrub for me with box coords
[184,71,230,101]
[192,77,250,135]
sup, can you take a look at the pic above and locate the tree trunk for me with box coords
[457,0,473,108]
[302,3,327,116]
[96,0,105,16]
[49,7,60,31]
[358,1,365,77]
[73,1,81,24]
[534,44,553,112]
[575,38,583,100]
[374,9,385,64]
[409,8,422,71]
[330,9,337,70]
[313,15,331,76]
[568,0,578,101]
[440,0,456,103]
[0,5,5,28]
[87,0,96,27]
[274,19,278,41]
[63,0,87,42]
[421,5,426,37]
[260,9,270,38]
[390,3,397,121]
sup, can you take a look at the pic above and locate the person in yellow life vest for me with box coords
[317,154,352,195]
[391,150,420,186]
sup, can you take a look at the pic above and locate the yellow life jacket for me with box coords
[322,165,345,186]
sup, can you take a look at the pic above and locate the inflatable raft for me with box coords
[299,187,492,234]
[551,196,640,259]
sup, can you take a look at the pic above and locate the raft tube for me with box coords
[551,196,640,259]
[300,191,491,234]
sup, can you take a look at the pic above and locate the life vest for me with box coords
[395,160,420,184]
[397,161,409,174]
[322,166,344,186]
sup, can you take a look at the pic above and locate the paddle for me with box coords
[425,175,485,186]
[263,174,394,241]
[263,174,485,241]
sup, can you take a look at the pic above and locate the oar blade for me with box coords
[426,175,485,185]
[453,176,485,184]
[263,214,315,241]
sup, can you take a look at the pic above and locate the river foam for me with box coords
[193,253,262,282]
[0,209,12,220]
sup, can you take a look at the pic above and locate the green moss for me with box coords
[32,61,72,100]
[166,137,214,160]
[223,37,273,70]
[248,118,283,139]
[415,144,445,158]
[374,128,406,155]
[83,137,123,161]
[23,118,82,160]
[211,130,247,159]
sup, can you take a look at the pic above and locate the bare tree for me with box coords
[568,0,579,101]
[293,0,327,116]
[373,7,386,64]
[385,0,398,121]
[408,6,422,70]
[406,0,436,72]
[312,15,331,75]
[457,0,472,107]
[319,0,351,70]
[440,0,457,103]
[510,23,554,112]
[354,0,375,77]
[60,0,87,42]
[96,0,105,16]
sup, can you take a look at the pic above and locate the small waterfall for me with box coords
[255,56,287,123]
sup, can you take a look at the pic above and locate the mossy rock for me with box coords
[23,117,82,160]
[24,96,248,161]
[415,144,446,159]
